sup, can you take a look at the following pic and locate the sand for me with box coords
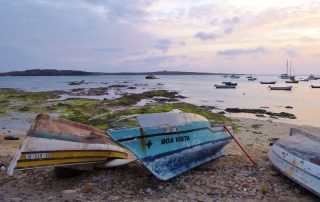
[0,117,319,201]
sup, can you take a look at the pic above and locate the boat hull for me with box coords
[260,81,276,84]
[215,85,236,89]
[269,86,292,91]
[269,129,320,196]
[108,121,232,180]
[7,114,136,175]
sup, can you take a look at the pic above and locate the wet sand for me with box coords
[0,117,319,201]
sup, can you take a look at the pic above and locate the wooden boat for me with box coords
[268,86,292,91]
[7,114,136,175]
[108,112,232,180]
[311,85,320,88]
[222,82,237,86]
[260,81,276,84]
[300,78,309,82]
[215,85,236,89]
[248,77,257,81]
[269,129,320,196]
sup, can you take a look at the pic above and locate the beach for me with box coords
[0,76,319,201]
[0,117,319,201]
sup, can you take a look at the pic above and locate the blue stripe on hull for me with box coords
[108,123,231,180]
[142,138,230,180]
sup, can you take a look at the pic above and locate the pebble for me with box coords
[82,183,93,193]
[9,198,23,202]
[62,190,77,202]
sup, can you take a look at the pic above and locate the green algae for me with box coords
[251,124,262,130]
[0,88,233,131]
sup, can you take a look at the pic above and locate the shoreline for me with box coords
[1,117,319,201]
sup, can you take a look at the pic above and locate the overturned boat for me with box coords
[108,112,232,180]
[269,129,320,196]
[7,114,136,175]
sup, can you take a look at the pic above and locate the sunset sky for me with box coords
[1,0,320,74]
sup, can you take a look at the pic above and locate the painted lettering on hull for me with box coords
[161,136,190,145]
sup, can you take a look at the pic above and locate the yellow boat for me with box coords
[7,114,136,175]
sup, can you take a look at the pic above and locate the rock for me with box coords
[0,166,6,171]
[62,190,77,202]
[18,106,31,111]
[48,196,53,201]
[82,183,93,193]
[9,198,23,202]
[108,195,119,201]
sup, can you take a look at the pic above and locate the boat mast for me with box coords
[286,60,288,75]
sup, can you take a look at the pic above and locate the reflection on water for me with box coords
[0,75,320,127]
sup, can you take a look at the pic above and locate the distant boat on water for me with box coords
[248,77,257,81]
[222,81,237,86]
[307,74,319,80]
[145,74,158,79]
[285,79,299,84]
[268,86,293,91]
[215,84,236,89]
[280,60,295,79]
[230,74,240,79]
[260,81,276,84]
[311,85,320,88]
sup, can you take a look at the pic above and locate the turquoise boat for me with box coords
[108,112,232,180]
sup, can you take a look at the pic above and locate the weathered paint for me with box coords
[269,128,320,197]
[7,136,131,175]
[108,112,232,180]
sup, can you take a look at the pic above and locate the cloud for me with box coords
[222,16,240,25]
[93,48,124,53]
[154,39,172,52]
[217,47,266,57]
[194,32,220,41]
[283,46,299,57]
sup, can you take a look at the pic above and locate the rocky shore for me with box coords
[0,117,319,201]
[0,86,319,201]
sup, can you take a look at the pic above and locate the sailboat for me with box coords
[280,60,295,80]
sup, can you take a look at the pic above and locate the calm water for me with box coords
[1,75,320,127]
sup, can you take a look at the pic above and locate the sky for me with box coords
[1,0,320,74]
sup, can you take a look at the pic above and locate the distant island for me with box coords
[0,69,231,76]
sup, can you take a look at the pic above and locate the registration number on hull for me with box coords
[26,153,51,160]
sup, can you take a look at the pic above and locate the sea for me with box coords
[0,75,320,128]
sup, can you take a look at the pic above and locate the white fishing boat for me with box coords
[269,129,320,197]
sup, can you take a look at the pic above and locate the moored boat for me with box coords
[7,114,136,175]
[215,84,236,89]
[145,74,158,79]
[269,129,320,197]
[260,81,276,84]
[268,86,292,91]
[108,112,232,180]
[285,80,299,84]
[248,77,257,81]
[230,74,240,79]
[311,85,320,88]
[222,81,237,86]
